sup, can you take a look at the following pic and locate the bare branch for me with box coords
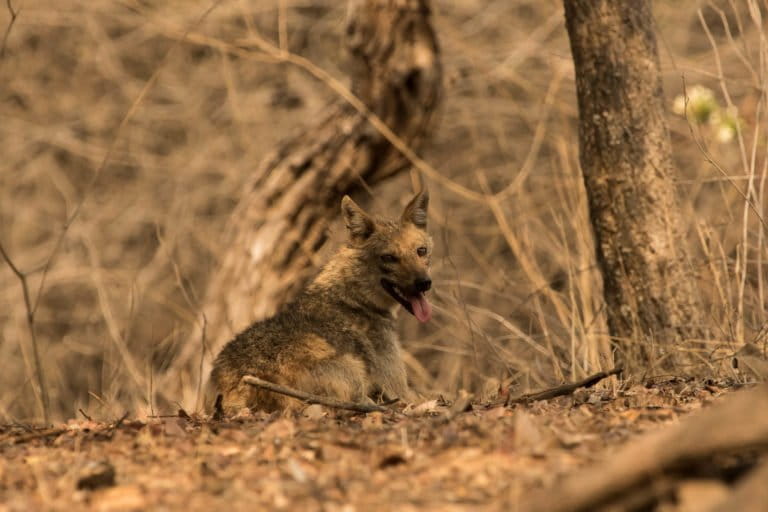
[0,0,19,62]
[242,375,393,414]
[0,241,50,424]
[504,367,623,406]
[195,314,208,411]
[8,427,67,446]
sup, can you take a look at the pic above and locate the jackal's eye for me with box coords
[416,246,428,257]
[380,254,399,264]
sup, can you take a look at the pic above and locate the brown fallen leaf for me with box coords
[93,485,146,512]
[162,418,187,437]
[484,406,509,420]
[406,399,440,416]
[553,430,594,449]
[514,409,550,455]
[260,418,296,442]
[361,412,384,430]
[302,404,326,420]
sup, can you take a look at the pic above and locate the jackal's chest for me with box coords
[360,328,409,399]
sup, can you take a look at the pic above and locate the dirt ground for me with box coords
[0,379,737,511]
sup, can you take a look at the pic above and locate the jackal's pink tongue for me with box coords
[409,293,432,323]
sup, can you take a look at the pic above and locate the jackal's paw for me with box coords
[371,389,417,405]
[367,389,388,404]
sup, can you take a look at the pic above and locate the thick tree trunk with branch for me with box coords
[172,0,442,401]
[563,0,703,367]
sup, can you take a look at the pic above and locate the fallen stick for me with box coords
[242,375,392,414]
[505,367,623,406]
[9,428,67,445]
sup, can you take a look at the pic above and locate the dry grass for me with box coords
[0,0,766,423]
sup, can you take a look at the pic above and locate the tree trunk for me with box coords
[171,0,442,405]
[563,0,703,368]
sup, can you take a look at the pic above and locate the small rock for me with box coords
[76,460,116,490]
[376,445,412,468]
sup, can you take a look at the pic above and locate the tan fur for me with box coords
[209,190,433,413]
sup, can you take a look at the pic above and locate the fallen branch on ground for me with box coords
[7,428,67,445]
[504,367,623,406]
[711,457,768,512]
[522,384,768,512]
[242,375,394,414]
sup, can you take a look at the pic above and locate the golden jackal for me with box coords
[209,189,433,412]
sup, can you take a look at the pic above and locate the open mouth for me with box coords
[381,279,432,323]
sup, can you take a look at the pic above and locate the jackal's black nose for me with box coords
[414,278,432,293]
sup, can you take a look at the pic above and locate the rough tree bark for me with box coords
[563,0,703,367]
[171,0,442,401]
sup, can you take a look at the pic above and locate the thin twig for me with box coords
[195,314,208,411]
[105,411,129,438]
[10,428,67,445]
[505,367,623,406]
[242,375,392,413]
[0,0,19,61]
[0,242,50,424]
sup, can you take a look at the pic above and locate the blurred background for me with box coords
[0,0,765,422]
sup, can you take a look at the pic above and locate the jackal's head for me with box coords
[341,189,433,323]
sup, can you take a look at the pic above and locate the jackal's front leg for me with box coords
[372,355,415,403]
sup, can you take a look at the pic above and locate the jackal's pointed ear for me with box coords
[401,188,429,230]
[341,195,375,241]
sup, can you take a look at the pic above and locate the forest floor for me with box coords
[0,378,739,512]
